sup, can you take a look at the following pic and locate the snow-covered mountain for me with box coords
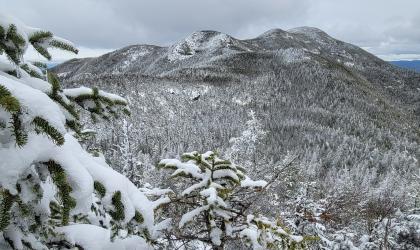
[53,27,384,77]
[52,27,420,162]
[53,27,420,122]
[51,27,420,247]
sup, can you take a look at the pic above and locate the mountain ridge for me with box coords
[53,27,379,78]
[53,27,420,124]
[51,29,420,242]
[52,25,420,168]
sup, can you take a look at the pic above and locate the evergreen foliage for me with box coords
[93,180,106,198]
[33,117,65,146]
[0,13,157,249]
[158,151,308,249]
[0,190,15,231]
[44,160,76,225]
[110,191,125,221]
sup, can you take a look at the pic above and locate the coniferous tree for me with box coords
[158,151,312,249]
[0,13,163,249]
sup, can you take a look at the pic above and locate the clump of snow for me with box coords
[181,86,210,100]
[56,71,71,78]
[210,226,223,246]
[344,61,355,67]
[53,224,151,250]
[241,176,267,188]
[63,86,127,104]
[0,74,66,146]
[232,96,252,106]
[166,88,180,95]
[179,205,209,228]
[240,226,263,250]
[276,48,310,64]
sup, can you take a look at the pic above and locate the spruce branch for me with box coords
[110,191,125,221]
[11,113,28,147]
[20,64,44,79]
[28,30,53,44]
[6,24,25,48]
[0,24,5,39]
[47,72,61,96]
[49,39,78,54]
[32,44,51,60]
[44,160,76,226]
[0,85,20,113]
[32,116,65,146]
[93,181,106,198]
[31,61,47,70]
[0,189,16,231]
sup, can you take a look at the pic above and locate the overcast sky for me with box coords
[2,0,420,61]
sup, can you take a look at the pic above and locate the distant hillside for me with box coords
[51,27,420,247]
[51,27,420,167]
[390,60,420,72]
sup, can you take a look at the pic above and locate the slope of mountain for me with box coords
[391,60,420,72]
[53,26,420,128]
[53,28,419,184]
[52,26,420,248]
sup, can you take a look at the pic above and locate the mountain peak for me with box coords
[167,30,238,61]
[287,26,333,42]
[288,26,327,35]
[52,26,410,82]
[258,28,286,37]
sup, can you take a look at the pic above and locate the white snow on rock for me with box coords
[167,31,238,61]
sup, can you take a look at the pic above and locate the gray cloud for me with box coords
[2,0,420,60]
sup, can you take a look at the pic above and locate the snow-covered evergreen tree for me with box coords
[225,110,266,172]
[158,151,310,249]
[0,13,163,249]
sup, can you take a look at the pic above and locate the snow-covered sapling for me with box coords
[159,151,308,249]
